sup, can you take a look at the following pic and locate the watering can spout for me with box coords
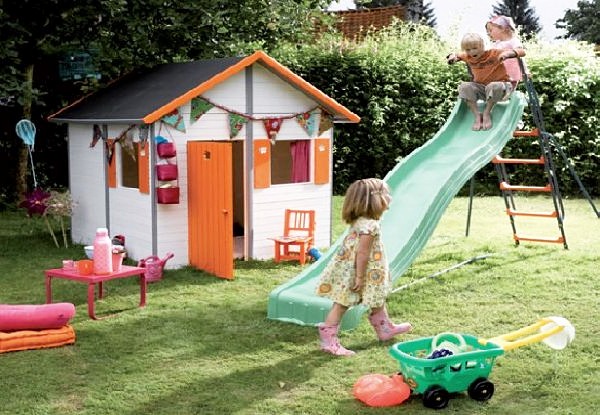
[161,252,175,266]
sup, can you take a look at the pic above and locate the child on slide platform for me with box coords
[447,32,525,131]
[486,15,529,86]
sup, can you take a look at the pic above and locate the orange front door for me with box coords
[187,141,233,279]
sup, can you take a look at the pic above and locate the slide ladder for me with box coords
[492,127,567,248]
[489,59,599,249]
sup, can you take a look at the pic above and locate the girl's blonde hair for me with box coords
[342,178,391,224]
[461,33,484,50]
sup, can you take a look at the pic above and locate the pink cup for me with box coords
[62,260,75,271]
[112,253,125,272]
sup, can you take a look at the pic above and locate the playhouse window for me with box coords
[271,140,310,185]
[120,145,139,189]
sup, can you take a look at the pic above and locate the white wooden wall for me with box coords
[68,124,107,245]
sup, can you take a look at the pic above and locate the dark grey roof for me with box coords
[49,56,245,123]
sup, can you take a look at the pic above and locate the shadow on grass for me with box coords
[121,349,332,414]
[63,298,326,414]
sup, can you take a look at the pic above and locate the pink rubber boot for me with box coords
[318,323,355,356]
[368,308,412,341]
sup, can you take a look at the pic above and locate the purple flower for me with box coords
[19,188,50,216]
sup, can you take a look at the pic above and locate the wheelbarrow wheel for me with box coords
[423,385,450,409]
[468,377,495,401]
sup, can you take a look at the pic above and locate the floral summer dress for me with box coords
[316,217,391,308]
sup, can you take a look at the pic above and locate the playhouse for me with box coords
[48,51,360,279]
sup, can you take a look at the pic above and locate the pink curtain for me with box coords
[290,140,310,183]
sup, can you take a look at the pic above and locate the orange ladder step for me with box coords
[514,234,565,244]
[513,128,540,137]
[493,155,545,165]
[506,208,558,218]
[500,182,552,192]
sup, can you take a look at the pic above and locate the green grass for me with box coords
[1,196,599,414]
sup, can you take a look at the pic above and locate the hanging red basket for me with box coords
[157,186,180,204]
[156,164,178,181]
[157,142,176,158]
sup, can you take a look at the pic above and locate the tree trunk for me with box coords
[16,64,34,201]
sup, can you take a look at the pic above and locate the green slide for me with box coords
[267,92,526,330]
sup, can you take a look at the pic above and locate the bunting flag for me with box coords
[190,97,214,124]
[296,110,318,137]
[229,113,249,139]
[90,124,104,148]
[318,110,334,135]
[105,139,116,165]
[121,130,137,161]
[161,108,186,132]
[138,125,149,155]
[263,118,283,144]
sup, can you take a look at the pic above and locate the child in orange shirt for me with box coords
[447,32,525,131]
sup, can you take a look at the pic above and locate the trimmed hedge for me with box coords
[272,24,600,196]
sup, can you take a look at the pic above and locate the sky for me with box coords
[328,0,580,42]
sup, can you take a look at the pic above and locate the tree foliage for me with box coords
[421,1,437,28]
[273,27,600,196]
[1,2,599,208]
[492,0,541,38]
[88,0,332,78]
[0,0,331,205]
[356,0,436,27]
[0,0,332,88]
[556,0,600,43]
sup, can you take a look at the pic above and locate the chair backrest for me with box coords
[284,209,315,239]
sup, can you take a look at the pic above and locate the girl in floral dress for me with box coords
[316,178,412,356]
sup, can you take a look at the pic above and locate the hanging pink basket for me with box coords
[157,186,179,204]
[156,164,178,181]
[157,142,176,158]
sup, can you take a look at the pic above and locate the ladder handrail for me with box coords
[518,58,599,218]
[518,59,566,220]
[547,133,600,217]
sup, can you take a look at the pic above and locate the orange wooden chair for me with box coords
[270,209,315,265]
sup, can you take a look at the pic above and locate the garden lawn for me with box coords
[0,196,599,415]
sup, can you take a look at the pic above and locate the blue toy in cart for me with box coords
[389,317,575,409]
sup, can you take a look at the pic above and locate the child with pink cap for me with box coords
[486,15,529,87]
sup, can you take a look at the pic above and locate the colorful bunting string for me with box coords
[100,124,136,164]
[194,95,319,123]
[164,95,332,139]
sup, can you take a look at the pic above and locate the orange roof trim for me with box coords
[143,51,360,124]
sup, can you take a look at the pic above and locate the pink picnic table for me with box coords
[45,265,146,320]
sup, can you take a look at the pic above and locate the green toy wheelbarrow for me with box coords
[389,317,574,409]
